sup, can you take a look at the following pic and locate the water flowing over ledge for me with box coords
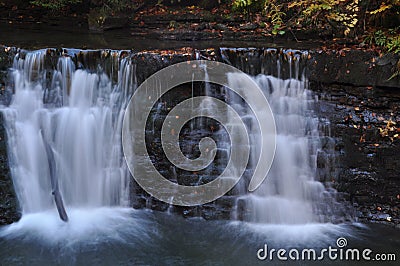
[0,46,398,228]
[0,46,353,224]
[1,45,399,86]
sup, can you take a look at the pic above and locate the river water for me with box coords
[1,209,399,265]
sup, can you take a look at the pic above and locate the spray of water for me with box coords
[1,50,133,239]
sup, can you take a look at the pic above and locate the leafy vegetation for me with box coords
[265,0,285,35]
[364,28,400,53]
[30,0,134,11]
[231,0,399,77]
[231,0,286,34]
[231,0,399,38]
[370,0,400,15]
[363,27,400,80]
[30,0,82,10]
[366,1,400,53]
[287,0,359,36]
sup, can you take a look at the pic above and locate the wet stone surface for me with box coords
[130,81,247,220]
[311,82,400,226]
[0,112,21,225]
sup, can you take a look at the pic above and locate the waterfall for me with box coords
[245,75,322,224]
[1,50,131,215]
[223,49,345,224]
[0,48,348,226]
[0,47,364,264]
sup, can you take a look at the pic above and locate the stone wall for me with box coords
[307,49,400,88]
[312,82,400,225]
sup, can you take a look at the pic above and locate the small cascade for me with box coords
[1,49,132,216]
[221,48,347,224]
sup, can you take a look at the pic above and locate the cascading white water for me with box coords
[0,48,359,260]
[1,50,131,215]
[2,48,345,227]
[227,52,339,224]
[248,75,323,224]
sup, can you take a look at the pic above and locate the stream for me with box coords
[0,29,399,265]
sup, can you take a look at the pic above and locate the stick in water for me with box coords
[42,134,69,222]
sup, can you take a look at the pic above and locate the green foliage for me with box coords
[232,0,265,15]
[232,0,251,10]
[30,0,82,10]
[265,0,286,35]
[364,27,400,80]
[387,36,400,54]
[230,0,400,37]
[232,0,286,34]
[364,28,400,53]
[232,0,263,10]
[232,0,363,36]
[288,0,360,36]
[232,0,251,15]
[369,30,388,46]
[104,0,132,12]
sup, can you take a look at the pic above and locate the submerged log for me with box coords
[43,136,69,222]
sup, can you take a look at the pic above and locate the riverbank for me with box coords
[0,0,394,48]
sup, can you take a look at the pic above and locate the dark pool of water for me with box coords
[0,22,323,50]
[0,208,399,266]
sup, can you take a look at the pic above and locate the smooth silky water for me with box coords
[223,51,346,225]
[0,49,399,265]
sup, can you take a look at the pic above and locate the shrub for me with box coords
[30,0,82,10]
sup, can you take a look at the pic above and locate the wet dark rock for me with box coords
[220,48,309,80]
[307,50,400,88]
[239,23,258,31]
[214,23,229,31]
[0,112,21,225]
[312,81,400,226]
[0,47,17,105]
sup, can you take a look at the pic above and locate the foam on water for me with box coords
[0,208,154,246]
[230,222,354,247]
